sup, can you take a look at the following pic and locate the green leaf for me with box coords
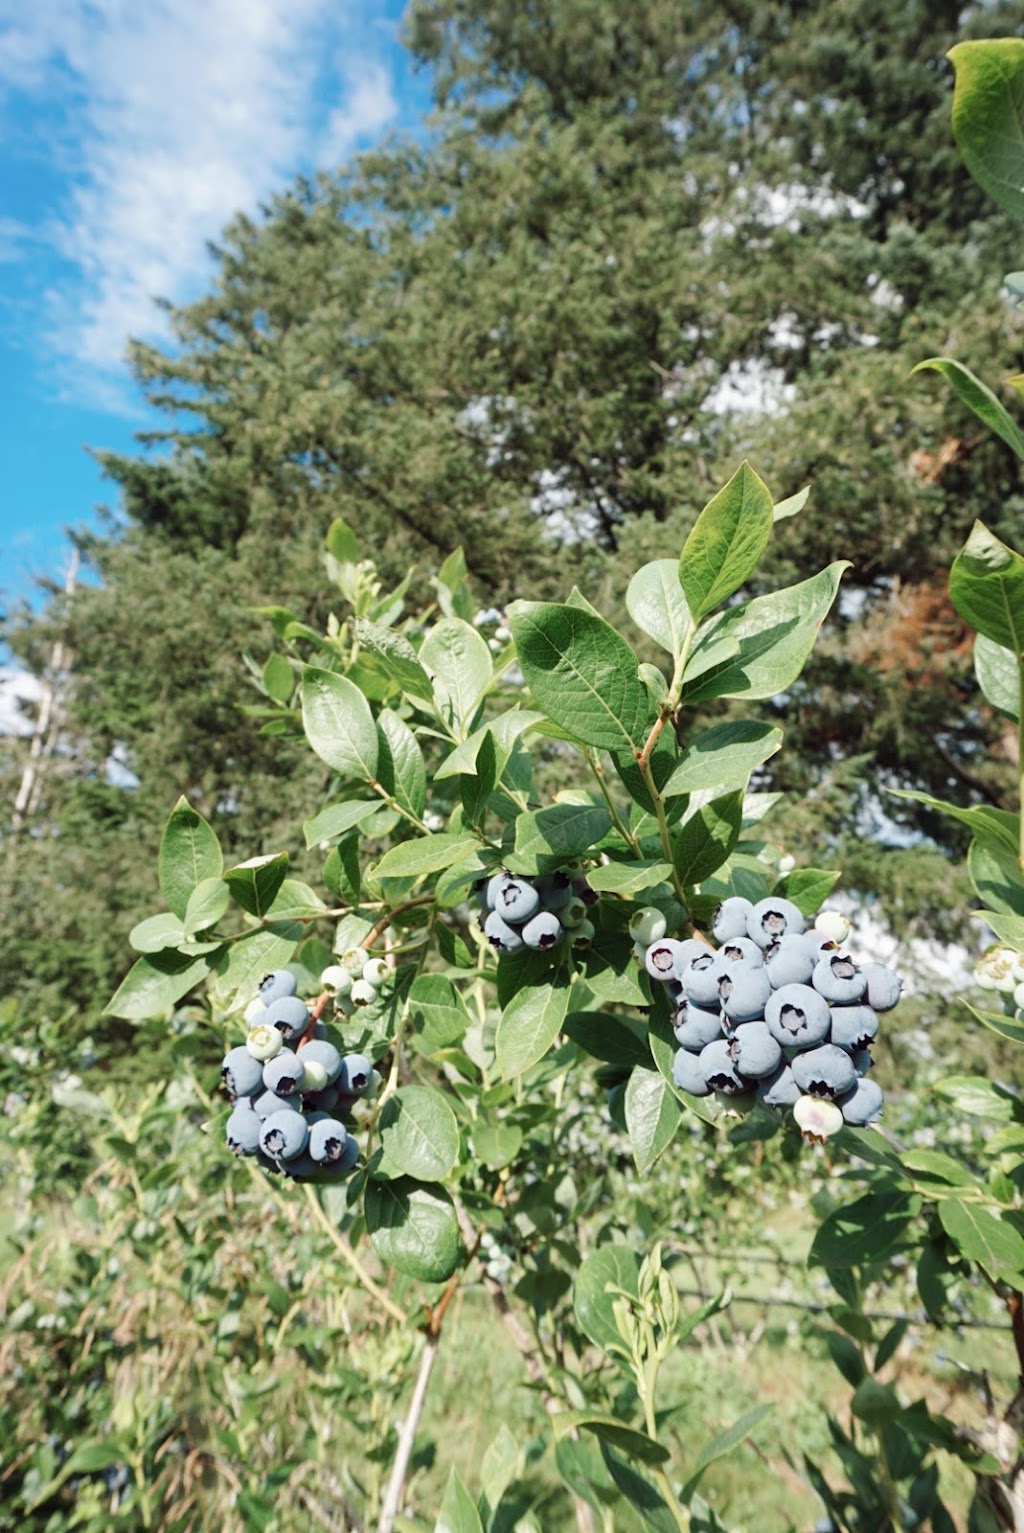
[934,1074,1021,1121]
[301,667,379,780]
[107,948,216,1019]
[624,1066,680,1171]
[420,618,493,737]
[673,791,744,885]
[471,1122,523,1170]
[889,787,1020,859]
[262,651,294,705]
[373,833,481,881]
[495,976,571,1079]
[938,1198,1024,1281]
[969,840,1024,916]
[326,516,359,562]
[773,486,810,521]
[223,853,289,917]
[379,1086,460,1181]
[599,1446,678,1533]
[409,975,472,1053]
[509,803,612,873]
[900,1149,981,1188]
[509,601,655,752]
[563,1011,653,1069]
[914,359,1024,462]
[585,860,674,895]
[183,877,231,934]
[479,1425,520,1525]
[266,878,327,920]
[378,709,428,822]
[682,563,848,704]
[211,926,299,1006]
[809,1191,918,1268]
[662,720,782,796]
[574,1245,641,1354]
[303,799,380,849]
[129,911,186,953]
[364,1178,462,1281]
[434,709,545,780]
[355,619,435,702]
[949,520,1024,652]
[950,38,1024,216]
[460,729,498,827]
[975,634,1020,720]
[159,795,222,919]
[679,461,775,620]
[976,909,1024,946]
[962,999,1024,1046]
[777,867,842,917]
[626,559,693,659]
[552,1413,669,1465]
[434,1469,484,1533]
[680,1405,773,1503]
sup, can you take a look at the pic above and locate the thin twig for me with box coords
[377,1331,440,1533]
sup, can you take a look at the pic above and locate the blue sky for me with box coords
[0,0,433,608]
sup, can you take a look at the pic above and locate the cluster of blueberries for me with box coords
[631,897,900,1140]
[478,866,599,954]
[221,967,375,1178]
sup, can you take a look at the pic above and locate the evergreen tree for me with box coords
[5,0,1024,1019]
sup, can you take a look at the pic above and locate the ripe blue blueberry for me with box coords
[303,1083,341,1112]
[522,910,564,950]
[828,1004,879,1052]
[484,909,526,952]
[259,1108,310,1161]
[837,1076,884,1125]
[339,1054,374,1094]
[862,962,902,1012]
[764,984,831,1048]
[712,896,754,943]
[647,938,707,984]
[811,952,868,1005]
[264,994,311,1043]
[253,1088,302,1118]
[535,872,573,911]
[257,969,298,1004]
[719,966,772,1024]
[672,998,724,1051]
[672,1048,712,1096]
[225,1103,261,1154]
[222,1046,264,1099]
[698,1038,749,1094]
[756,1062,801,1109]
[764,934,816,989]
[309,1116,356,1163]
[495,877,540,924]
[716,936,764,970]
[263,1050,305,1096]
[791,1043,857,1100]
[728,1022,782,1079]
[746,897,806,948]
[681,951,723,1006]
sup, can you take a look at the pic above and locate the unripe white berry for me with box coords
[320,964,352,996]
[244,997,268,1026]
[793,1094,843,1142]
[339,947,367,975]
[350,978,377,1006]
[246,1024,283,1062]
[814,910,851,944]
[300,1058,329,1091]
[361,957,390,988]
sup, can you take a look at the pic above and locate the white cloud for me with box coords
[0,664,44,737]
[0,0,399,401]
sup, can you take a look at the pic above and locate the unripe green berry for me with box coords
[629,906,667,946]
[571,919,595,949]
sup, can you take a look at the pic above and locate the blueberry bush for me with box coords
[10,32,1024,1533]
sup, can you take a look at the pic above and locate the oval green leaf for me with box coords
[301,667,379,781]
[364,1177,462,1282]
[379,1086,460,1181]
